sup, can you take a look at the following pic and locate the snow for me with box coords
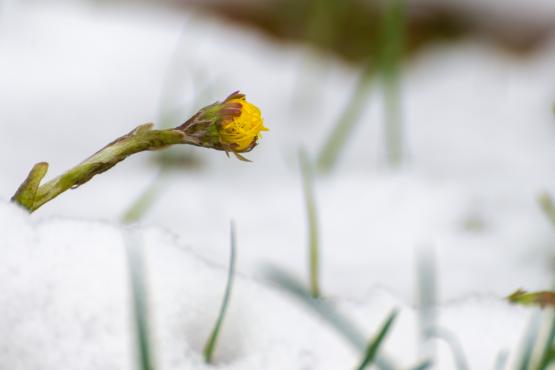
[1,1,555,369]
[0,201,533,369]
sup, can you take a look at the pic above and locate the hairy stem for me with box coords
[12,123,198,212]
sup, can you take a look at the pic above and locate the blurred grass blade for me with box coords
[305,0,343,48]
[299,148,321,298]
[516,313,542,370]
[123,169,168,224]
[126,237,156,370]
[316,66,374,173]
[493,350,509,370]
[356,310,398,370]
[431,328,469,370]
[537,348,555,370]
[417,248,437,362]
[407,360,433,370]
[264,265,398,370]
[417,249,468,370]
[291,0,344,112]
[539,193,555,227]
[535,310,555,370]
[379,0,406,167]
[265,265,365,347]
[203,221,237,363]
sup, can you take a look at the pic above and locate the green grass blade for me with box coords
[516,313,542,370]
[417,249,437,363]
[493,350,509,370]
[407,360,433,370]
[299,148,321,298]
[356,310,399,370]
[379,0,406,167]
[431,328,469,370]
[264,265,398,370]
[126,239,156,370]
[122,169,168,224]
[537,348,555,370]
[539,193,555,228]
[203,221,237,363]
[316,67,374,173]
[416,248,469,370]
[535,310,555,370]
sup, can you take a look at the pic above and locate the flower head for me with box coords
[218,93,268,151]
[177,91,268,160]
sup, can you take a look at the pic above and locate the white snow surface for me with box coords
[1,2,555,369]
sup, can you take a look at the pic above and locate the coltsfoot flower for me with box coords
[177,91,268,161]
[218,93,268,152]
[12,92,266,213]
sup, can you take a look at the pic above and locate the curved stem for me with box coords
[12,123,197,212]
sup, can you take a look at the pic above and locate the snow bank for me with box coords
[0,201,533,369]
[0,201,354,370]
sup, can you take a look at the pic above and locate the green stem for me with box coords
[11,162,49,208]
[12,123,197,212]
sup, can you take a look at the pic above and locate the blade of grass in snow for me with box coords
[407,360,433,370]
[122,169,169,224]
[417,248,437,362]
[493,350,509,370]
[264,265,398,370]
[516,313,542,370]
[379,0,406,167]
[356,310,398,370]
[539,193,555,228]
[416,248,468,370]
[299,148,321,298]
[126,237,156,370]
[316,66,374,173]
[431,328,469,370]
[203,221,237,363]
[534,310,555,369]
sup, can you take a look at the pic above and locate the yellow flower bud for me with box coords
[218,94,268,152]
[177,91,268,160]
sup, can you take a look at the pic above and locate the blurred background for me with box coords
[1,1,555,368]
[2,0,555,311]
